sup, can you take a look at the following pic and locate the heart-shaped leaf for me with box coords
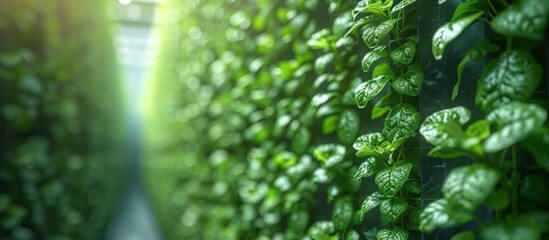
[361,46,387,72]
[362,20,397,48]
[337,110,361,145]
[383,103,420,143]
[375,162,412,196]
[484,102,547,153]
[391,64,424,96]
[390,41,416,65]
[491,0,549,40]
[442,164,500,211]
[432,12,484,60]
[354,75,390,108]
[360,191,384,218]
[454,39,500,100]
[420,107,471,148]
[475,50,542,112]
[419,199,474,233]
[380,198,408,223]
[391,0,417,13]
[354,157,380,180]
[377,227,408,240]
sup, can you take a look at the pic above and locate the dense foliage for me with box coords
[145,0,548,239]
[0,1,124,239]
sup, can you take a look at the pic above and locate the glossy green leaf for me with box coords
[344,16,377,37]
[361,47,388,72]
[375,162,412,196]
[484,102,547,153]
[390,41,416,65]
[391,0,416,13]
[308,221,336,240]
[354,157,380,180]
[332,198,353,230]
[362,20,397,48]
[313,144,346,168]
[353,133,391,158]
[491,0,549,40]
[475,51,542,112]
[380,198,408,223]
[354,75,390,108]
[337,110,361,145]
[376,227,408,240]
[419,199,474,233]
[360,191,384,218]
[371,91,394,120]
[315,53,335,74]
[391,64,424,96]
[454,39,500,100]
[372,62,392,78]
[420,106,471,148]
[382,103,420,143]
[451,0,489,21]
[432,12,484,60]
[442,164,500,211]
[427,146,465,159]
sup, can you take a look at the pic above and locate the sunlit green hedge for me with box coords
[0,1,124,239]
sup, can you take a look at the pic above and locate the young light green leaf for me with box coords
[391,0,416,13]
[380,198,408,223]
[419,199,474,233]
[391,64,424,96]
[372,62,392,78]
[354,157,380,180]
[337,110,360,145]
[491,0,549,41]
[432,12,484,60]
[353,133,391,158]
[475,50,542,112]
[484,102,547,153]
[354,75,390,108]
[377,227,408,240]
[442,164,500,211]
[313,144,346,167]
[451,0,489,21]
[420,107,471,148]
[454,39,500,100]
[383,103,420,143]
[390,41,416,65]
[322,115,339,134]
[360,191,384,218]
[362,20,397,48]
[361,47,387,72]
[332,198,353,231]
[375,162,412,196]
[381,0,393,10]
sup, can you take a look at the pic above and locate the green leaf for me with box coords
[432,12,484,60]
[353,133,391,158]
[322,115,340,134]
[442,164,500,211]
[450,231,474,240]
[451,0,489,21]
[361,47,388,72]
[332,198,353,230]
[523,127,549,172]
[491,0,549,40]
[376,227,408,240]
[465,119,490,142]
[391,64,424,96]
[427,146,465,159]
[292,127,311,154]
[362,20,397,48]
[360,191,384,218]
[354,157,380,180]
[337,110,361,145]
[354,75,390,108]
[419,199,474,233]
[344,16,377,37]
[391,0,416,13]
[313,144,346,168]
[371,91,394,120]
[315,53,335,74]
[484,102,547,153]
[480,213,547,240]
[346,230,360,240]
[375,162,412,196]
[275,151,298,169]
[475,50,542,112]
[380,198,408,223]
[420,106,471,148]
[372,62,392,78]
[381,0,393,10]
[382,103,420,143]
[403,181,420,194]
[390,41,416,65]
[308,221,336,240]
[454,39,500,100]
[308,29,331,49]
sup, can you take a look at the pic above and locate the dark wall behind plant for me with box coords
[0,0,124,239]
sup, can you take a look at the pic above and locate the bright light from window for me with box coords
[118,0,133,5]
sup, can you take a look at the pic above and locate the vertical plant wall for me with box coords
[0,0,124,239]
[145,0,548,239]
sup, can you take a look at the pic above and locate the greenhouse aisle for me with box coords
[105,1,162,239]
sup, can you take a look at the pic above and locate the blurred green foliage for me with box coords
[0,0,124,239]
